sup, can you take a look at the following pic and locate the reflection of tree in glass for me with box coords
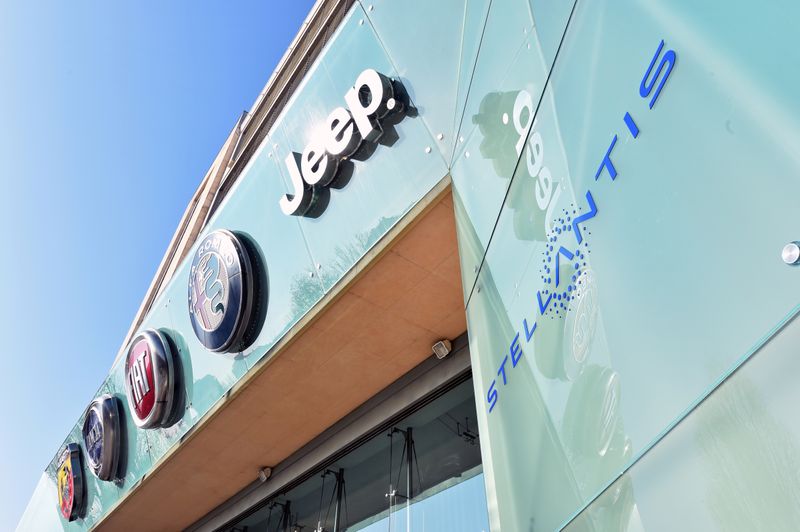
[696,378,800,529]
[289,215,399,319]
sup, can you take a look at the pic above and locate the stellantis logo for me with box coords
[279,68,406,217]
[188,230,262,353]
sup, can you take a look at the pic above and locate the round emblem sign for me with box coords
[563,366,622,458]
[82,394,121,481]
[124,329,176,429]
[56,443,85,522]
[563,269,599,381]
[188,230,258,352]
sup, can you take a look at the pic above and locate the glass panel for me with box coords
[467,264,588,532]
[223,379,489,532]
[363,0,491,161]
[462,0,800,529]
[527,0,576,72]
[450,0,574,295]
[270,4,449,294]
[454,0,575,157]
[564,310,800,532]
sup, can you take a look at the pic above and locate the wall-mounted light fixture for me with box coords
[258,466,272,483]
[432,339,452,360]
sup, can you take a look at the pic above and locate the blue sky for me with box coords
[0,1,315,528]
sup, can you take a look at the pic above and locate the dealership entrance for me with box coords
[220,370,487,532]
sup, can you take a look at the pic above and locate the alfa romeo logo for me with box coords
[56,443,85,522]
[191,250,229,332]
[124,329,176,429]
[82,394,121,481]
[188,230,260,353]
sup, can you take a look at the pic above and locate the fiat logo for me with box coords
[124,329,176,429]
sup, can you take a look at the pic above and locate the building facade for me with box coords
[18,0,800,530]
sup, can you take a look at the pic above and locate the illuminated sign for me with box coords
[188,230,261,353]
[124,329,176,428]
[82,394,121,481]
[279,68,407,217]
[56,443,85,522]
[486,39,677,414]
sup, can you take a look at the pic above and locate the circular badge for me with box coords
[82,394,121,481]
[562,366,621,458]
[562,269,599,380]
[188,230,257,353]
[56,443,85,522]
[124,329,176,429]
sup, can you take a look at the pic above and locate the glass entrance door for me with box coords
[224,378,490,532]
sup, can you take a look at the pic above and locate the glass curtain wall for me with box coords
[224,379,489,532]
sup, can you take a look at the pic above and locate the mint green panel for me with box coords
[564,310,800,532]
[527,0,576,72]
[199,139,326,370]
[468,265,587,532]
[271,4,449,293]
[453,0,576,158]
[451,0,575,298]
[463,0,800,530]
[361,0,490,162]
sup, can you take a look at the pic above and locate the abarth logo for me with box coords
[56,443,84,522]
